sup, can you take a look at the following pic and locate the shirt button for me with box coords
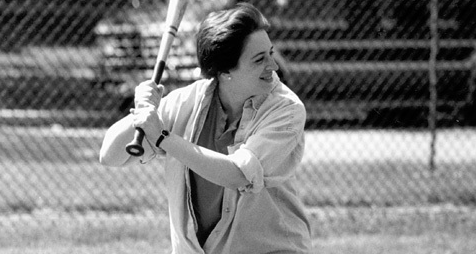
[225,208,230,213]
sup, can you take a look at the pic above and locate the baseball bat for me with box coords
[125,0,188,156]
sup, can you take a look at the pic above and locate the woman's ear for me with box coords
[219,71,232,80]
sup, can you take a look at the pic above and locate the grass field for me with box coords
[1,126,476,253]
[1,206,476,253]
[2,233,476,254]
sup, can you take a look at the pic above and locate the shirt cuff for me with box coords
[228,148,264,193]
[139,136,164,164]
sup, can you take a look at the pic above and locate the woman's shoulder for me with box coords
[164,79,215,101]
[269,80,305,112]
[256,82,306,131]
[255,81,306,126]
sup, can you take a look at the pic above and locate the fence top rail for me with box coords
[275,39,476,50]
[270,17,349,30]
[288,60,474,72]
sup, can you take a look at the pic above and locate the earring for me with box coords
[227,76,232,80]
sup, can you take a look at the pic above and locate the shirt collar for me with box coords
[204,78,218,98]
[245,93,268,111]
[244,71,280,110]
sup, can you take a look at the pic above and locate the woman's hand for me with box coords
[134,80,164,108]
[131,80,165,145]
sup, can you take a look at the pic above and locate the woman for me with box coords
[100,3,312,253]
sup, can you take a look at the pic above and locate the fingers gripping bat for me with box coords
[125,0,189,156]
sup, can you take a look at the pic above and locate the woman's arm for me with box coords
[99,114,141,167]
[159,133,250,190]
[100,81,164,167]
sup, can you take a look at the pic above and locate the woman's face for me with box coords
[227,29,279,99]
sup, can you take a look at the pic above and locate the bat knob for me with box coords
[126,143,144,156]
[126,128,145,156]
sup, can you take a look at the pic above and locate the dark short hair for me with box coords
[196,3,270,79]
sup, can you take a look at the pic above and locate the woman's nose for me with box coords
[266,57,279,71]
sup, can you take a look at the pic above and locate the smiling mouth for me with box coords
[260,76,273,82]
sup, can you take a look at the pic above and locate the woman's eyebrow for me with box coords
[251,52,265,60]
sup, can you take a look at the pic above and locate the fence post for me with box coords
[428,0,439,172]
[469,47,476,126]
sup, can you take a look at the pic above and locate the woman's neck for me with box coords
[218,82,244,124]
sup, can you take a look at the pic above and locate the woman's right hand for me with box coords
[134,80,164,109]
[131,80,165,143]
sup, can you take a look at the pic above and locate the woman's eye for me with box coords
[256,58,264,63]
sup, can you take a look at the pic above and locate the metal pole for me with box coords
[428,0,439,172]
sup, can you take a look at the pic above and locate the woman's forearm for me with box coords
[160,133,249,189]
[99,114,139,167]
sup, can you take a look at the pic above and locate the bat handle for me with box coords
[126,127,145,156]
[125,61,166,156]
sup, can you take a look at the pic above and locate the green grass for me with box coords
[4,235,476,254]
[2,229,476,254]
[1,208,476,254]
[312,233,476,254]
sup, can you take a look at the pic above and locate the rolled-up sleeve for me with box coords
[228,148,264,193]
[228,102,306,193]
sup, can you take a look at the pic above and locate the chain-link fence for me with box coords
[1,0,476,249]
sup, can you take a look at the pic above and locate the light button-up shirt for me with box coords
[147,72,312,253]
